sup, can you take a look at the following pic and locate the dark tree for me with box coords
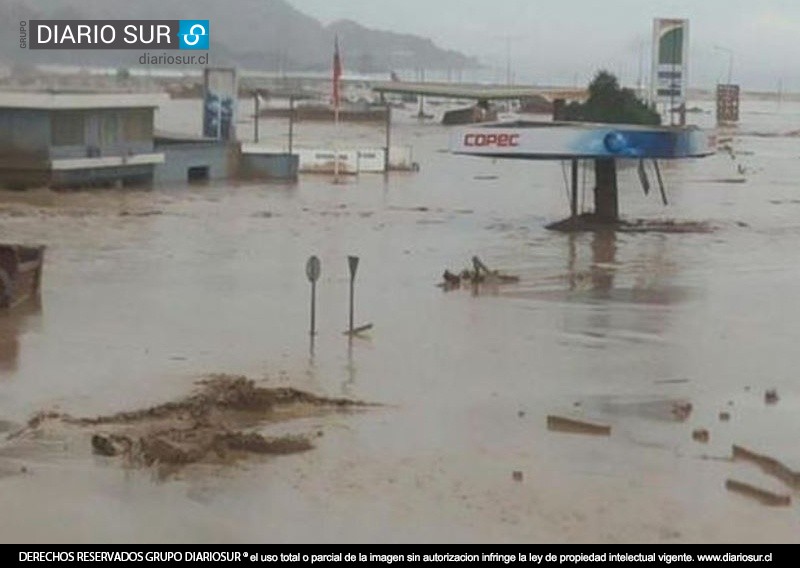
[562,70,660,125]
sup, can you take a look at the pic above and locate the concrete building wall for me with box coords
[51,164,155,189]
[0,108,50,162]
[240,145,415,175]
[153,142,231,186]
[239,152,298,181]
[0,106,159,189]
[0,109,51,188]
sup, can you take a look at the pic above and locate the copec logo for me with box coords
[178,20,209,50]
[26,20,209,50]
[463,132,520,148]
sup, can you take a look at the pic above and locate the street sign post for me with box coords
[306,256,321,336]
[347,256,359,335]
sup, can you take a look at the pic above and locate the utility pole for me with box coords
[506,37,512,86]
[714,45,734,85]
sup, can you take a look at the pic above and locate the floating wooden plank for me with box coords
[546,415,611,436]
[725,479,791,507]
[732,445,800,489]
[343,323,374,336]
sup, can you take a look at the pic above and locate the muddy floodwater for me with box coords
[1,98,799,543]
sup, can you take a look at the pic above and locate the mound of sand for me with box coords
[11,375,372,476]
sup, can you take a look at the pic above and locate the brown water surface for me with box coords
[0,98,798,542]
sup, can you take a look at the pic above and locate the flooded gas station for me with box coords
[0,96,798,542]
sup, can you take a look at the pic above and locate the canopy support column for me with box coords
[570,159,579,218]
[593,158,619,223]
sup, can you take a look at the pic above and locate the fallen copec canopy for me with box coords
[449,121,715,161]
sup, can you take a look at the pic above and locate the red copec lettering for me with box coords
[463,133,520,147]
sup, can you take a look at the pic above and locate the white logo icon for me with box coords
[183,24,206,46]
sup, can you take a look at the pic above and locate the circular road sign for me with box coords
[306,255,321,282]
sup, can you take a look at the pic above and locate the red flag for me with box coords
[332,36,342,110]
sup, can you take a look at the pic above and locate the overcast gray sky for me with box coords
[290,0,800,90]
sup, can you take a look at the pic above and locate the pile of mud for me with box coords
[12,375,372,475]
[546,214,714,234]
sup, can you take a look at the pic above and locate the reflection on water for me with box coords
[567,230,618,296]
[503,230,687,310]
[343,338,355,394]
[562,231,685,306]
[589,230,617,295]
[0,297,42,375]
[492,230,690,351]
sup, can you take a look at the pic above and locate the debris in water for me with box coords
[219,432,313,455]
[654,378,690,385]
[546,415,611,436]
[438,255,520,290]
[692,428,710,443]
[442,270,461,290]
[709,178,746,184]
[91,434,119,457]
[343,323,374,336]
[764,389,779,405]
[671,402,693,421]
[725,479,791,507]
[718,411,731,422]
[512,471,523,482]
[119,210,164,217]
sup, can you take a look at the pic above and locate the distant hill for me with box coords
[2,0,478,72]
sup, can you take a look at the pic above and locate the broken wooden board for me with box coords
[725,479,791,507]
[343,323,374,337]
[546,415,611,436]
[732,445,800,489]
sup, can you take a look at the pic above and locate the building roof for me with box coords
[371,81,587,102]
[0,91,169,110]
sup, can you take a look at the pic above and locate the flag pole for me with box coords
[333,35,342,183]
[334,101,340,182]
